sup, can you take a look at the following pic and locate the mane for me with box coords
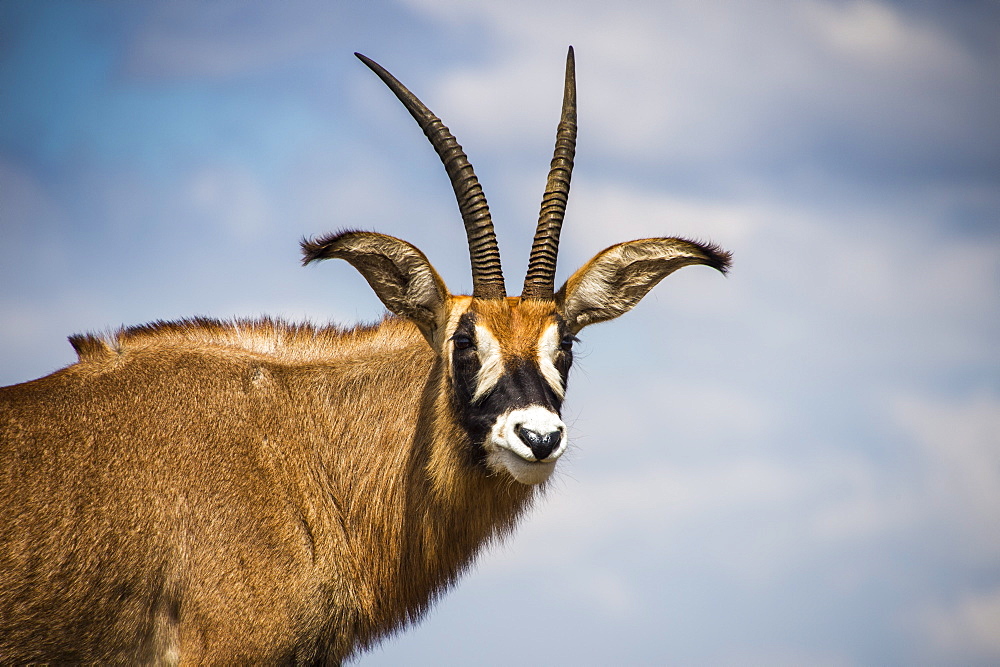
[67,315,424,365]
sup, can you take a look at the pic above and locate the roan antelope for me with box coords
[0,48,730,663]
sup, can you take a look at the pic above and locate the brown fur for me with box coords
[0,314,538,663]
[470,297,558,360]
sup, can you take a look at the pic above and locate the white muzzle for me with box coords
[485,406,567,485]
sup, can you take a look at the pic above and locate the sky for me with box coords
[1,0,999,664]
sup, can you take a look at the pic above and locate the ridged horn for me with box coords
[355,53,506,300]
[522,46,576,300]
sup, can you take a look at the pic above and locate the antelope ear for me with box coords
[302,231,449,337]
[556,237,731,333]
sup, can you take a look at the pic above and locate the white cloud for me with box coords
[891,391,1000,561]
[565,179,761,252]
[573,569,636,619]
[404,0,987,171]
[918,587,1000,662]
[803,0,966,74]
[489,451,872,589]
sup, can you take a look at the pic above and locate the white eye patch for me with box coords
[536,322,565,399]
[472,324,504,402]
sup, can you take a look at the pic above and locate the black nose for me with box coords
[515,425,562,461]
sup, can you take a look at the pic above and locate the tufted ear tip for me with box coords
[684,238,733,275]
[301,229,372,266]
[300,236,326,266]
[707,242,733,275]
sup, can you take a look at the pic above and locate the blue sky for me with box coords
[2,1,999,664]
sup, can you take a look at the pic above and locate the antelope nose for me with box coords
[515,424,563,461]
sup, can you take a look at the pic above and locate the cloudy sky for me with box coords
[2,1,998,664]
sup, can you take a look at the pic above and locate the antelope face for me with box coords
[446,298,573,484]
[302,49,731,486]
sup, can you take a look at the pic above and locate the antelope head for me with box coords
[302,48,731,485]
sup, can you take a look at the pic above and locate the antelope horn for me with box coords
[355,53,507,300]
[522,46,576,300]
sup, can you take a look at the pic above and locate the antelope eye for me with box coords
[452,334,475,350]
[560,334,579,351]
